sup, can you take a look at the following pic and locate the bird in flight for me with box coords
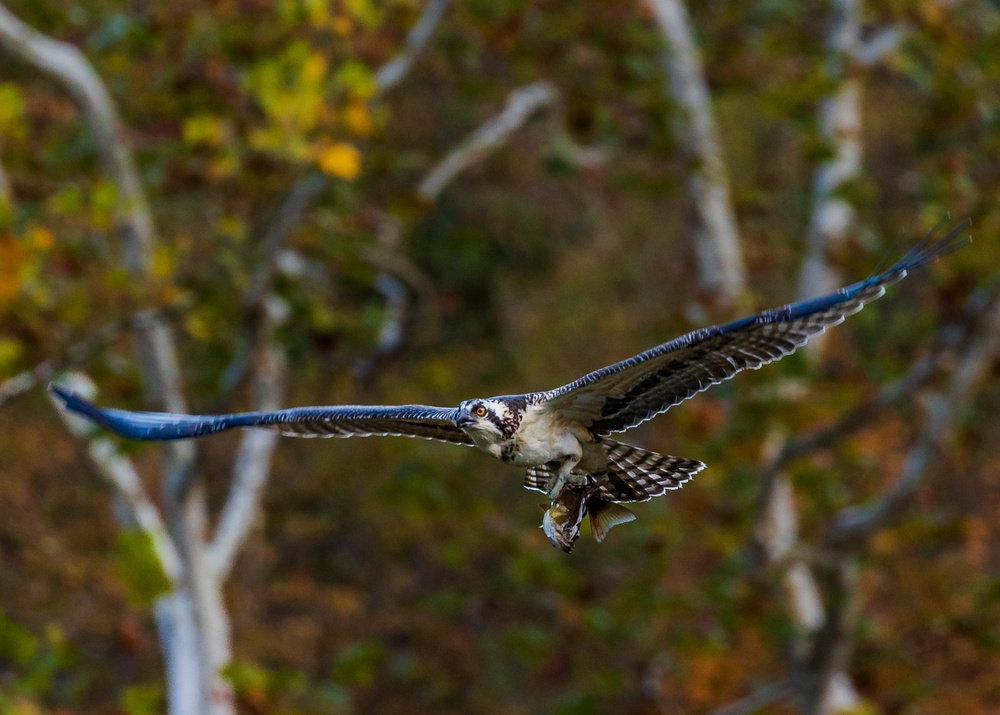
[51,220,969,552]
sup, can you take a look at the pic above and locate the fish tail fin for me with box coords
[588,500,636,543]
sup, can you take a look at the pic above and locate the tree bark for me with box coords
[647,0,746,305]
[797,0,862,357]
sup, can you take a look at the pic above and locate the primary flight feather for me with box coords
[50,219,970,552]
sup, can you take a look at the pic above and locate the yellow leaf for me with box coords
[185,314,210,341]
[343,100,373,136]
[0,83,26,139]
[182,114,228,146]
[303,52,328,83]
[335,60,375,98]
[345,0,379,27]
[0,337,22,372]
[317,142,362,179]
[305,0,330,26]
[90,180,118,230]
[331,15,353,36]
[0,235,22,303]
[26,225,54,252]
[151,244,174,280]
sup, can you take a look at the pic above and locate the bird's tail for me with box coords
[598,440,705,504]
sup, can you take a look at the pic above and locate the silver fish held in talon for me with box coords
[541,479,638,553]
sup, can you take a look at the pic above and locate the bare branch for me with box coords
[855,22,910,67]
[242,173,328,309]
[417,81,559,201]
[353,213,410,381]
[218,0,455,399]
[0,4,192,426]
[215,173,325,403]
[755,433,827,631]
[754,468,864,711]
[210,297,289,577]
[754,349,941,502]
[0,5,152,272]
[0,325,115,410]
[0,10,235,710]
[797,0,862,357]
[374,0,451,94]
[750,283,996,713]
[647,0,746,304]
[827,294,1000,547]
[49,372,181,583]
[223,0,453,358]
[753,409,863,712]
[795,558,862,714]
[707,679,791,715]
[231,0,452,335]
[0,306,190,410]
[0,153,11,205]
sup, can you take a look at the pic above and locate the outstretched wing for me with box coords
[537,218,970,437]
[49,385,472,446]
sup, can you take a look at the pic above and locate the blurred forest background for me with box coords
[1,0,999,713]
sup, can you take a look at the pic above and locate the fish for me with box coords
[541,480,637,552]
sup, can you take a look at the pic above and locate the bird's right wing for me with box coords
[50,385,473,446]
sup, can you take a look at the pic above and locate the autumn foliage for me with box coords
[1,0,999,713]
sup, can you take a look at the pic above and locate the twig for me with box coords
[215,174,327,404]
[0,323,117,410]
[0,8,234,710]
[855,22,910,67]
[242,173,328,310]
[647,0,746,305]
[0,300,194,411]
[353,212,410,381]
[0,5,152,272]
[210,297,289,577]
[0,4,192,416]
[374,0,452,94]
[220,0,453,399]
[416,81,559,201]
[754,349,941,513]
[0,153,11,205]
[755,439,864,712]
[827,294,1000,547]
[707,678,791,715]
[49,372,181,582]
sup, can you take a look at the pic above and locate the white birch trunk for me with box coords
[798,0,862,357]
[156,591,203,715]
[648,0,746,305]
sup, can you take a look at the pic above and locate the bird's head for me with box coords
[457,399,513,454]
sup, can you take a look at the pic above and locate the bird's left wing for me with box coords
[49,385,473,445]
[536,219,969,436]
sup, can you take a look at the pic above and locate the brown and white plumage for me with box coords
[50,220,970,552]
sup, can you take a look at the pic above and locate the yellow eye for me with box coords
[475,406,487,417]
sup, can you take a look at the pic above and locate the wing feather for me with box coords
[49,385,472,446]
[536,219,970,436]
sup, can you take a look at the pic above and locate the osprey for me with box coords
[50,220,969,552]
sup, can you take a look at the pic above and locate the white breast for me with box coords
[512,404,592,466]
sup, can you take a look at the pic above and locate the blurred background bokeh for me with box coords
[1,0,999,713]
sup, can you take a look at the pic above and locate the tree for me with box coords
[1,1,998,713]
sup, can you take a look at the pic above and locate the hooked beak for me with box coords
[456,412,476,429]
